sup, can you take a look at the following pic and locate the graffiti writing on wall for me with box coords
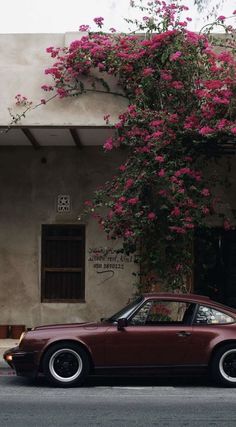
[88,247,135,282]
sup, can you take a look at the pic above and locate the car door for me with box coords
[104,299,195,367]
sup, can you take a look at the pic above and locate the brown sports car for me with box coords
[4,293,236,387]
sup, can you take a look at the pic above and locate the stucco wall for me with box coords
[0,146,137,327]
[0,33,128,127]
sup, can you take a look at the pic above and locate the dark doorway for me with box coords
[194,228,236,308]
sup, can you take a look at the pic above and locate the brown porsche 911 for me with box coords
[4,293,236,387]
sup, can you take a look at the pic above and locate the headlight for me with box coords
[18,332,26,345]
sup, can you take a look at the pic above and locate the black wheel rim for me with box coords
[220,350,236,382]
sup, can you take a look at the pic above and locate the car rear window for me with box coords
[194,305,235,324]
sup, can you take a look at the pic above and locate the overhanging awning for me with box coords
[0,127,115,148]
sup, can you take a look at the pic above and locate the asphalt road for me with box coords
[0,375,236,426]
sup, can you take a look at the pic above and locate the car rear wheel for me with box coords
[211,344,236,387]
[43,343,90,387]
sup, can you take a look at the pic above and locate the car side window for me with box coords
[129,300,194,326]
[129,301,152,325]
[194,305,235,325]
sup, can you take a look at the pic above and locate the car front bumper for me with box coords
[4,346,38,378]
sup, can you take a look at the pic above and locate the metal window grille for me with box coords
[41,225,85,302]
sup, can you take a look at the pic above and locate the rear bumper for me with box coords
[3,346,38,378]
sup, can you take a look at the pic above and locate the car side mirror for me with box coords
[117,318,128,331]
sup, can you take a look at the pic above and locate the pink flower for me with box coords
[213,96,229,105]
[41,84,54,92]
[57,88,67,98]
[114,204,124,214]
[199,126,214,135]
[175,167,190,177]
[171,81,184,90]
[160,70,172,81]
[178,21,187,27]
[201,188,210,197]
[185,217,193,222]
[204,80,222,90]
[201,207,210,215]
[218,51,233,64]
[142,67,155,77]
[118,196,126,203]
[217,15,226,21]
[231,127,236,135]
[150,120,164,127]
[155,155,165,163]
[158,169,165,177]
[125,179,134,189]
[127,197,139,205]
[152,131,163,138]
[79,24,90,32]
[104,137,113,151]
[93,17,104,28]
[119,164,126,172]
[217,119,229,130]
[40,99,46,105]
[185,223,194,229]
[185,31,201,45]
[171,207,181,216]
[169,51,182,61]
[147,212,156,221]
[124,229,134,238]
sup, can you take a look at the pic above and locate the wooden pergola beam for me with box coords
[69,128,83,149]
[21,128,41,149]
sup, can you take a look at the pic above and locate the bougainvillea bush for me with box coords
[32,1,236,289]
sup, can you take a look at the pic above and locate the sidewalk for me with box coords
[0,339,18,369]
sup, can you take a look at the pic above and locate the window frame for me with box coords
[192,303,236,326]
[127,299,197,327]
[41,224,85,303]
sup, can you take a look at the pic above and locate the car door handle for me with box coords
[177,331,191,337]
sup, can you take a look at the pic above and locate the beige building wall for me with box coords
[0,32,135,328]
[0,33,128,127]
[0,146,137,328]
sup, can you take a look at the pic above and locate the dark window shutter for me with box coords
[41,225,85,302]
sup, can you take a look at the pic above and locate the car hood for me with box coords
[33,321,101,331]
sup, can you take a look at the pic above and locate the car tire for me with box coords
[43,342,90,387]
[211,344,236,387]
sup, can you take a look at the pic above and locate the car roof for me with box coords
[142,293,236,314]
[142,293,210,302]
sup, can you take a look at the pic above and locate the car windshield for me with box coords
[106,296,143,322]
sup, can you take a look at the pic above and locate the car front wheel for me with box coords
[211,344,236,387]
[43,343,90,387]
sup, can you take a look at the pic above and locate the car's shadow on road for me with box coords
[6,374,214,388]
